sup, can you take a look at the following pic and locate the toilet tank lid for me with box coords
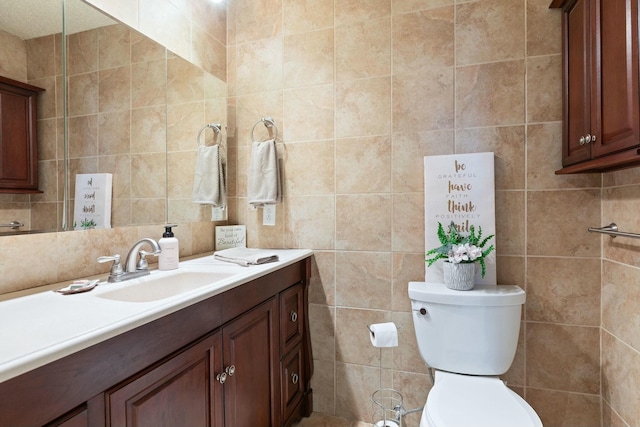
[408,282,525,306]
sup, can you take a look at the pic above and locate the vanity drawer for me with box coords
[279,283,304,355]
[280,345,304,423]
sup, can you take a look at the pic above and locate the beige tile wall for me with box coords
[226,0,611,426]
[86,0,226,81]
[0,30,28,81]
[65,25,167,227]
[601,169,640,427]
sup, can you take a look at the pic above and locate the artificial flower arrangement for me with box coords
[425,221,495,278]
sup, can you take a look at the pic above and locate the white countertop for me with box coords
[0,249,313,383]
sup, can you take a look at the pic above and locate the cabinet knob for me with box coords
[225,365,236,376]
[585,134,592,144]
[216,372,227,384]
[291,373,299,384]
[592,134,597,142]
[579,136,586,145]
[290,311,298,322]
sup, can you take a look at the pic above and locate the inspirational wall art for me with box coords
[424,152,496,285]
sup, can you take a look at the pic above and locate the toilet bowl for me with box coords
[408,281,543,427]
[420,371,542,427]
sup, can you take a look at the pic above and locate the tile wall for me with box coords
[225,0,627,426]
[86,0,226,82]
[601,169,640,426]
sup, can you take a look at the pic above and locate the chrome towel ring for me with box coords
[197,123,223,147]
[251,117,279,142]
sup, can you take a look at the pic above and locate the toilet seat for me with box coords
[421,371,542,427]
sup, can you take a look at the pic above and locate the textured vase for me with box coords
[443,262,476,291]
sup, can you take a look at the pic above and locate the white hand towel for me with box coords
[213,247,279,267]
[247,139,281,206]
[192,144,226,206]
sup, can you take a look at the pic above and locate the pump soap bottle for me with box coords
[158,225,179,270]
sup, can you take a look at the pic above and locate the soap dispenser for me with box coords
[158,225,179,270]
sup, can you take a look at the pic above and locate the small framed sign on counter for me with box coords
[215,225,246,250]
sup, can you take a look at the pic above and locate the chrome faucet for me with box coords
[98,238,162,283]
[124,238,162,273]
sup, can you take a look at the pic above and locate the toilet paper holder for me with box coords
[367,323,423,426]
[368,323,399,348]
[367,324,402,334]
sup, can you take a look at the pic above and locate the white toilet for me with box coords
[408,281,543,427]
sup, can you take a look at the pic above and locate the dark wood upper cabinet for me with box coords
[551,0,640,173]
[0,76,44,192]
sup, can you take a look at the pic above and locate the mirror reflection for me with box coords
[0,0,227,235]
[0,0,65,233]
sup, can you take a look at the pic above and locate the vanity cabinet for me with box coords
[551,0,640,173]
[0,258,313,427]
[106,332,224,427]
[222,297,279,427]
[106,297,278,427]
[0,76,44,192]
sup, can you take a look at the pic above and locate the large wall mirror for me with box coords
[0,0,227,235]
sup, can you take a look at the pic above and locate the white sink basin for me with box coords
[97,270,236,303]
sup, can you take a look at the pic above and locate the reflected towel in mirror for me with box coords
[192,144,226,207]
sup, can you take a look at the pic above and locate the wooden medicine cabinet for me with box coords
[551,0,640,174]
[0,75,44,193]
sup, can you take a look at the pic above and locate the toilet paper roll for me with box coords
[369,322,398,348]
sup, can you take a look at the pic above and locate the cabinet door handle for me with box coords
[225,365,236,376]
[290,311,298,323]
[216,372,227,384]
[585,134,592,144]
[579,136,586,145]
[591,134,597,142]
[291,373,299,384]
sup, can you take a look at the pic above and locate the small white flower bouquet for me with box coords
[426,221,495,278]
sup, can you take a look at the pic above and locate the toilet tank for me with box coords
[408,282,525,376]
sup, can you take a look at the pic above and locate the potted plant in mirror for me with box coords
[425,221,495,291]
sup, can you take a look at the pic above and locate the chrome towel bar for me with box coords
[588,223,640,239]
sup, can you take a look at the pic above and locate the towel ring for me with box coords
[251,117,279,142]
[197,123,223,147]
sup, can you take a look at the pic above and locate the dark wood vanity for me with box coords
[0,257,313,427]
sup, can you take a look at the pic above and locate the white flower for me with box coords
[467,244,482,261]
[447,243,482,264]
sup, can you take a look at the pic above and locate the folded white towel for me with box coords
[192,144,226,207]
[213,247,279,267]
[247,139,281,206]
